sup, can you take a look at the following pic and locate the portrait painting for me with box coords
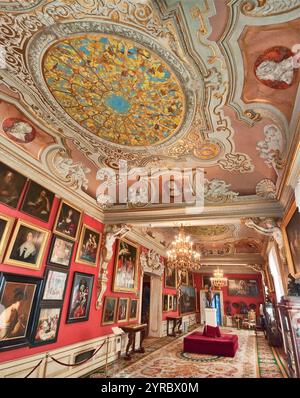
[0,162,27,209]
[102,297,117,325]
[129,299,138,321]
[168,295,173,311]
[228,279,259,297]
[0,273,42,350]
[113,239,139,293]
[117,298,129,323]
[180,270,188,286]
[75,225,101,267]
[284,205,300,278]
[66,272,94,323]
[163,294,168,312]
[203,275,212,290]
[54,200,82,241]
[42,268,68,301]
[179,286,196,315]
[188,272,194,286]
[4,220,49,270]
[165,267,177,288]
[20,180,54,222]
[47,235,74,268]
[2,118,36,144]
[0,214,14,263]
[32,306,61,346]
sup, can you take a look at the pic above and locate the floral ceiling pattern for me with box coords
[43,35,184,147]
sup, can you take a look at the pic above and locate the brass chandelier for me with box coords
[167,225,202,271]
[210,267,228,290]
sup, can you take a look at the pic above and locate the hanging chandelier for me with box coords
[210,267,228,290]
[167,225,202,271]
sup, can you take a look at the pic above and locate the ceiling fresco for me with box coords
[0,0,299,230]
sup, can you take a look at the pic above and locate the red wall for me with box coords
[0,180,141,363]
[195,272,264,317]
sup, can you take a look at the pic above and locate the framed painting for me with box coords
[75,225,101,267]
[20,180,55,223]
[4,220,49,270]
[282,201,300,279]
[0,273,43,350]
[188,272,194,286]
[173,295,178,312]
[31,304,62,346]
[42,267,68,302]
[180,270,188,286]
[47,235,74,268]
[162,294,168,312]
[113,239,139,293]
[102,296,118,325]
[179,285,196,315]
[203,275,212,290]
[66,272,94,323]
[129,298,139,321]
[0,162,27,209]
[0,213,14,263]
[117,297,129,323]
[53,200,82,241]
[165,267,177,288]
[228,279,259,297]
[168,295,173,311]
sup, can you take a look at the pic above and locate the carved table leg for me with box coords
[124,332,133,360]
[177,318,183,334]
[171,320,176,337]
[135,329,145,353]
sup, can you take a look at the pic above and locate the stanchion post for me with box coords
[105,337,109,378]
[42,352,49,379]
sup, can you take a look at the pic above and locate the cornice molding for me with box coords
[198,253,264,266]
[126,228,167,256]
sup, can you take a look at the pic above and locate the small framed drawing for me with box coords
[53,200,82,241]
[168,295,173,311]
[47,235,74,268]
[31,304,62,346]
[0,273,43,350]
[102,296,118,325]
[0,213,14,263]
[42,268,68,302]
[162,294,168,312]
[20,180,55,223]
[129,299,139,321]
[66,272,94,323]
[4,220,49,270]
[0,162,27,209]
[117,298,129,323]
[75,225,101,267]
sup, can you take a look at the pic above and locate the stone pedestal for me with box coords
[205,308,217,327]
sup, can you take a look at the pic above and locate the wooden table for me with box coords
[167,316,183,337]
[120,323,148,360]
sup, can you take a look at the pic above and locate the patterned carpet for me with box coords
[87,327,288,378]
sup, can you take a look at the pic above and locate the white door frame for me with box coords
[199,289,224,325]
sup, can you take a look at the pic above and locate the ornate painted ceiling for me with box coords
[0,1,300,258]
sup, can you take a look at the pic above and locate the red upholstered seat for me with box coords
[183,330,238,357]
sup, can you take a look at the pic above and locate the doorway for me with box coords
[141,274,150,334]
[213,292,222,326]
[200,289,224,325]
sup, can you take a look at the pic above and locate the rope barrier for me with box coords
[49,339,107,368]
[24,358,44,378]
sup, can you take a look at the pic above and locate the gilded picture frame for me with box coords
[4,220,50,270]
[117,297,129,323]
[112,238,139,293]
[0,214,15,263]
[75,224,101,267]
[129,298,139,321]
[53,200,82,241]
[102,296,118,325]
[282,201,300,279]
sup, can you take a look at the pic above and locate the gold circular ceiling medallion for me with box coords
[193,141,221,160]
[43,34,185,147]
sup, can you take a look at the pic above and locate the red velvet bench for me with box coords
[183,331,238,358]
